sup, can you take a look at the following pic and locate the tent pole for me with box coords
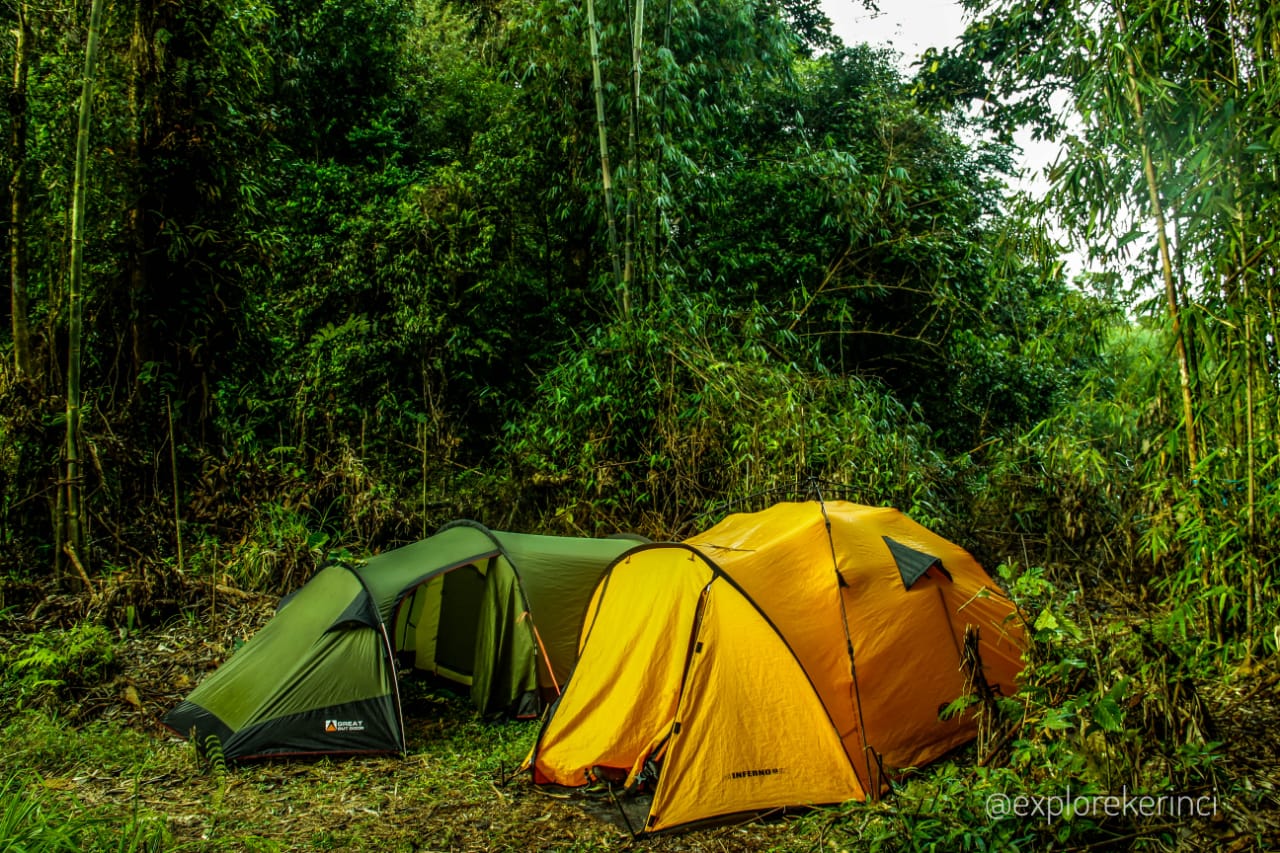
[531,623,561,696]
[814,485,878,797]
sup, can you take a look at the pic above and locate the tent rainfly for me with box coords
[525,501,1027,834]
[163,521,645,762]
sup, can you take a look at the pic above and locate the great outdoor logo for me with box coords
[324,719,366,733]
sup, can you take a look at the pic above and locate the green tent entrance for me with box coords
[162,521,645,762]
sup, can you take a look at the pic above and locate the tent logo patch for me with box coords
[324,719,365,733]
[728,767,782,780]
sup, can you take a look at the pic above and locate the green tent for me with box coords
[162,521,645,762]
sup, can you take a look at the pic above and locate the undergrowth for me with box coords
[504,301,952,538]
[0,621,117,712]
[789,563,1244,852]
[2,563,1270,852]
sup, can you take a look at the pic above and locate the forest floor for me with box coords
[4,592,810,851]
[3,587,1280,852]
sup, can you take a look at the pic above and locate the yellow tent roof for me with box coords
[528,501,1026,833]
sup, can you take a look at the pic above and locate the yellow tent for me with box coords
[526,501,1026,833]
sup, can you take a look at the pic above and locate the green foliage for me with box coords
[0,710,176,852]
[3,0,1100,588]
[922,0,1280,651]
[1000,562,1221,799]
[1148,466,1280,652]
[0,772,172,853]
[797,767,1040,852]
[504,294,950,535]
[0,774,79,853]
[222,502,327,594]
[960,315,1168,576]
[270,0,415,163]
[200,734,229,777]
[678,43,1087,448]
[799,563,1227,852]
[1,624,117,711]
[3,711,146,777]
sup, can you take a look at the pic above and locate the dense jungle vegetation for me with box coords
[1,0,1277,849]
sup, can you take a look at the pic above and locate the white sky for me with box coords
[822,0,1053,190]
[822,0,1082,272]
[824,0,968,62]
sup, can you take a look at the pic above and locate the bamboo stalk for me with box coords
[1115,6,1198,474]
[9,1,32,376]
[210,542,218,631]
[623,0,645,312]
[585,0,625,313]
[65,0,108,581]
[1224,0,1259,655]
[1116,4,1214,638]
[63,542,95,599]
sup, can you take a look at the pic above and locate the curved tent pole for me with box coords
[336,560,409,756]
[378,619,407,755]
[812,482,878,797]
[646,547,868,805]
[648,549,865,831]
[435,519,559,705]
[530,621,561,696]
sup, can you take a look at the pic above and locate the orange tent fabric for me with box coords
[527,501,1026,833]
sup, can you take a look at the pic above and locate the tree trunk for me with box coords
[126,0,171,396]
[128,1,150,391]
[9,2,32,378]
[65,0,108,579]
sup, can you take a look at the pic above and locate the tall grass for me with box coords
[0,774,78,852]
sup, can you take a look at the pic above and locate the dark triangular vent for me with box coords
[883,536,952,589]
